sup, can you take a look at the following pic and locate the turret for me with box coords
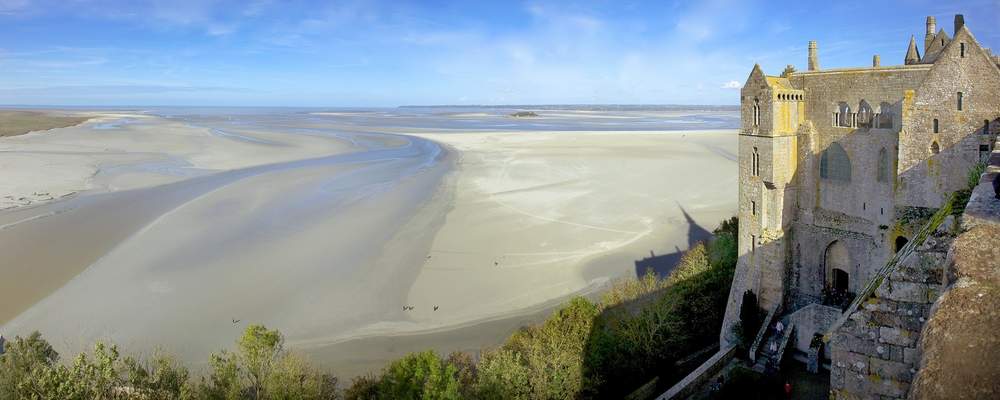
[954,14,965,34]
[905,35,920,65]
[808,41,819,71]
[925,16,936,52]
[873,54,880,68]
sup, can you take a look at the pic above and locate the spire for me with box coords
[905,35,921,65]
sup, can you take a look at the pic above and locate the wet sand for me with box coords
[0,111,737,377]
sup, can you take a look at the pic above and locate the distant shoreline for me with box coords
[397,104,740,111]
[0,110,92,138]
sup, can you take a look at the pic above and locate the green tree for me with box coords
[377,351,460,400]
[0,332,59,399]
[192,324,335,400]
[474,349,531,400]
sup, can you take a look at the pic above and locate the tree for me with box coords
[377,351,460,400]
[739,290,761,351]
[192,324,335,400]
[0,331,59,399]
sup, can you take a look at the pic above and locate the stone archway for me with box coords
[824,240,850,292]
[895,236,909,253]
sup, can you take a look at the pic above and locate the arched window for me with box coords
[931,141,940,154]
[877,148,889,182]
[837,102,852,127]
[857,100,874,128]
[820,142,852,181]
[877,102,893,128]
[753,98,760,127]
[933,118,939,133]
[957,92,963,111]
[752,146,760,176]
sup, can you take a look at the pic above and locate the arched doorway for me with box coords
[832,268,849,293]
[895,236,909,253]
[825,241,850,292]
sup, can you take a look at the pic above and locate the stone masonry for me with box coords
[717,13,1000,399]
[829,216,953,399]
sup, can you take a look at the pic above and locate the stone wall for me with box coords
[909,138,1000,399]
[898,26,1000,209]
[828,217,953,399]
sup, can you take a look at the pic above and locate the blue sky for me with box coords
[0,0,997,106]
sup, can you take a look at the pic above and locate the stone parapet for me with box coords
[829,220,953,399]
[909,138,1000,400]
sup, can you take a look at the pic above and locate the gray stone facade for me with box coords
[719,14,1000,399]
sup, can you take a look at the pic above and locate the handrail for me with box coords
[773,323,795,366]
[823,192,957,342]
[749,304,779,363]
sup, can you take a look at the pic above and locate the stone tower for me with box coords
[720,64,803,346]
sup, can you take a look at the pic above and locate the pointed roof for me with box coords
[905,35,921,64]
[922,29,952,63]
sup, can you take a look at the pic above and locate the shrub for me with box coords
[343,374,379,400]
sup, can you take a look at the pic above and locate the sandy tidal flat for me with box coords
[0,110,736,377]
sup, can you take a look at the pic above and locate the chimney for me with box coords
[954,14,965,33]
[808,41,819,71]
[873,55,880,68]
[925,16,936,51]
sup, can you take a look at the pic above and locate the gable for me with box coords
[922,29,952,63]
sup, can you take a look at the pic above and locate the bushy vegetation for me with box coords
[953,160,989,216]
[0,326,337,400]
[1,217,738,400]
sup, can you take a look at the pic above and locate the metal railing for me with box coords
[823,192,957,342]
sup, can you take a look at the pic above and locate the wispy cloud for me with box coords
[0,84,248,96]
[721,80,742,89]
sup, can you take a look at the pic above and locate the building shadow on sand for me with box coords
[634,206,713,278]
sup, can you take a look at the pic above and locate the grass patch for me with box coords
[0,110,90,137]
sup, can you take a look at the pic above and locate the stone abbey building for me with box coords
[716,14,1000,399]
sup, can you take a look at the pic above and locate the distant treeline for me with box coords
[0,217,738,400]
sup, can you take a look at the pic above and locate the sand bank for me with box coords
[298,129,738,375]
[1,113,736,377]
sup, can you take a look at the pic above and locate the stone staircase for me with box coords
[751,320,795,373]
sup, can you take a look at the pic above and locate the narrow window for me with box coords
[960,43,965,57]
[863,202,866,210]
[981,144,991,162]
[877,148,888,182]
[958,92,963,111]
[880,207,884,215]
[986,120,991,135]
[752,147,760,176]
[751,200,757,215]
[933,118,939,133]
[753,99,760,127]
[941,38,945,46]
[751,235,756,253]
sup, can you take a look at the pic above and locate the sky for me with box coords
[0,0,997,107]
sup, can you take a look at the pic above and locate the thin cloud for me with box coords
[721,80,742,89]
